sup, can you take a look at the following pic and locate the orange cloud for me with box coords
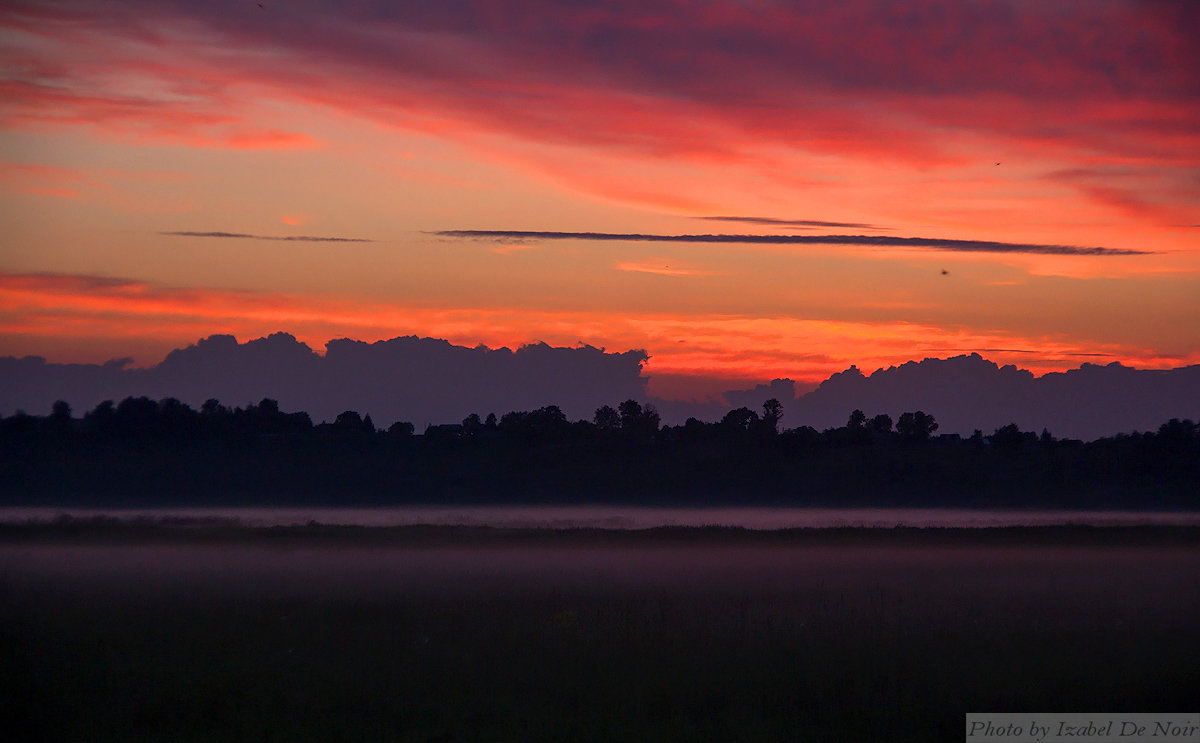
[2,272,1194,398]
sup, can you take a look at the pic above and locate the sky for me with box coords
[1,0,1198,402]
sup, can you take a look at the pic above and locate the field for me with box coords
[2,523,1198,742]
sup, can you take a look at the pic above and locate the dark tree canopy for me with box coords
[897,411,938,440]
[0,396,1196,510]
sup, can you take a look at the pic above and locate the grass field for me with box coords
[2,524,1198,742]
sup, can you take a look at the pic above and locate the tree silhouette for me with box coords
[2,395,1196,509]
[870,413,893,434]
[333,410,374,435]
[388,420,415,437]
[84,400,116,432]
[617,399,659,439]
[593,404,620,431]
[721,407,759,431]
[115,396,159,435]
[462,413,483,438]
[51,400,72,423]
[762,398,784,433]
[991,423,1028,451]
[618,400,645,429]
[896,411,938,440]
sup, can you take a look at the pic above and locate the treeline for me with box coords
[1,397,1197,508]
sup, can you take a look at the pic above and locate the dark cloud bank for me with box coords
[0,334,647,430]
[2,335,1198,440]
[437,230,1148,256]
[697,216,888,230]
[794,355,1200,441]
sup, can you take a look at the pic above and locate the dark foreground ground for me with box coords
[2,523,1198,742]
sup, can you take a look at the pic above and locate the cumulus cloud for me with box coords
[0,333,650,426]
[791,353,1200,440]
[437,230,1150,256]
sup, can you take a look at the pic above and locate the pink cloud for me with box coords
[2,1,1194,179]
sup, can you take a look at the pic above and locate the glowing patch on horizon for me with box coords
[2,272,1194,395]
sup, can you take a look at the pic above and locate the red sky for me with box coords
[1,0,1197,401]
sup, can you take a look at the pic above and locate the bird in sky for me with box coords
[941,269,950,275]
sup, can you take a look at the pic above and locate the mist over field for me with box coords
[3,525,1198,742]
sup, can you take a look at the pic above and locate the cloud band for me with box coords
[437,230,1149,256]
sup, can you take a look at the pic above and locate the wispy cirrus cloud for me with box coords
[0,77,321,151]
[698,216,888,230]
[1,0,1196,216]
[437,230,1151,256]
[162,231,373,243]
